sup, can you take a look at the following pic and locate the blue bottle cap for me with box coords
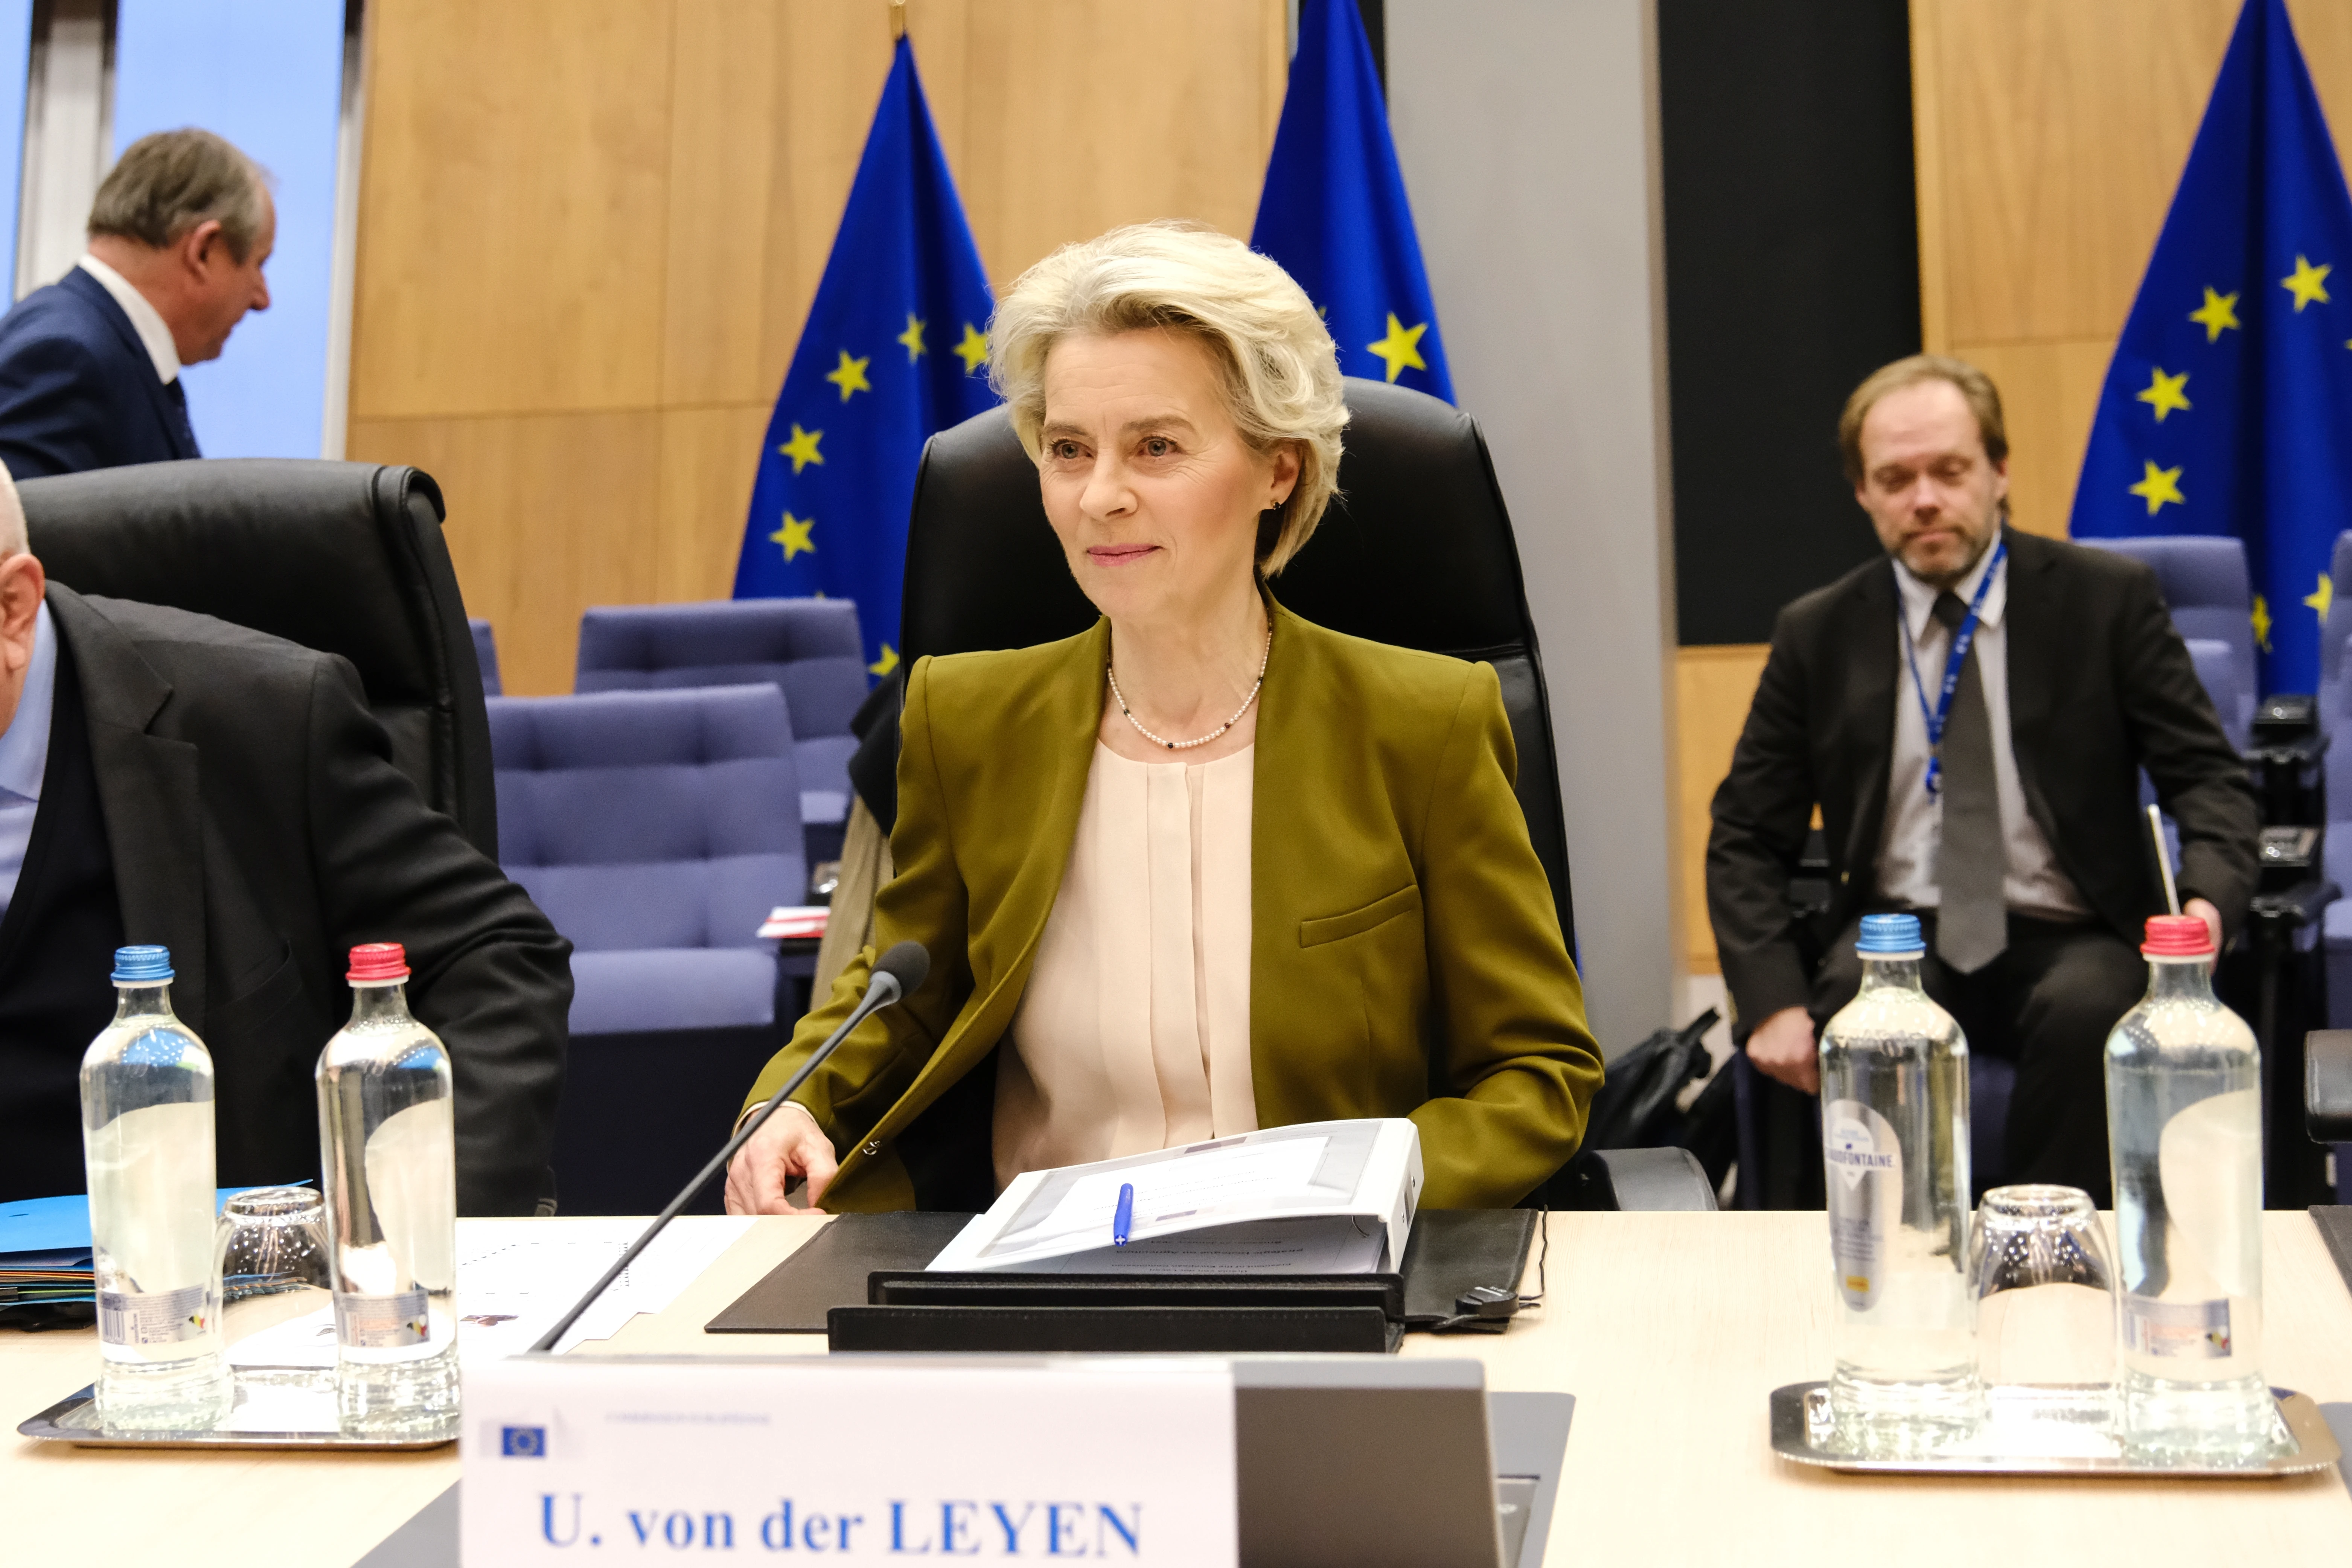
[1855,914,1925,957]
[111,945,174,984]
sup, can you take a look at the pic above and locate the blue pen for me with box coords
[1112,1183,1135,1247]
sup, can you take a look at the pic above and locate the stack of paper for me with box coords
[0,1195,94,1312]
[930,1118,1424,1275]
[757,905,829,940]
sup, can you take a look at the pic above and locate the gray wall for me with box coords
[1386,0,1680,1056]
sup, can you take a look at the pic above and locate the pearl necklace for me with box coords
[1106,623,1273,751]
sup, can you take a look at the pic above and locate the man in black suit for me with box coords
[1706,355,2258,1201]
[0,129,273,478]
[0,470,570,1213]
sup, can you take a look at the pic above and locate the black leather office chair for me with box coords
[896,380,1723,1212]
[901,376,1577,949]
[21,458,499,860]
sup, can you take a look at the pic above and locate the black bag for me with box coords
[1583,1009,1718,1150]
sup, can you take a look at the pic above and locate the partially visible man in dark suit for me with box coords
[0,462,571,1213]
[0,128,273,478]
[1706,355,2259,1202]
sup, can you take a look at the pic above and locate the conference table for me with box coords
[4,1210,2350,1565]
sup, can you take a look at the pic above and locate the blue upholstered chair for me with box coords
[469,617,502,696]
[2079,535,2257,692]
[2185,636,2255,750]
[487,685,805,1213]
[573,599,868,870]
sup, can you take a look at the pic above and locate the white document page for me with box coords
[930,1118,1420,1273]
[1031,1137,1329,1245]
[227,1215,754,1370]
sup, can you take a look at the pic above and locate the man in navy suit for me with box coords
[0,129,274,478]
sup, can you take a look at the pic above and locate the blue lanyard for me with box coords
[1899,539,2005,798]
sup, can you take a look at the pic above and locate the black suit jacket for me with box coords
[0,268,200,478]
[49,585,570,1213]
[1706,527,2260,1027]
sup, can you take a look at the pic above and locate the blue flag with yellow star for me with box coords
[1249,0,1453,401]
[732,36,996,677]
[2070,0,2352,693]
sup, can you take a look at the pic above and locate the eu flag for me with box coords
[1249,0,1453,402]
[2070,0,2352,693]
[732,37,997,678]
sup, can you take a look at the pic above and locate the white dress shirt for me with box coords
[0,601,59,920]
[1877,543,2091,920]
[75,253,180,384]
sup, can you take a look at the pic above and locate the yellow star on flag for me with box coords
[953,323,989,374]
[2253,594,2274,653]
[868,643,900,678]
[2305,571,2334,625]
[2282,254,2333,312]
[2189,287,2241,341]
[825,350,872,400]
[1365,313,1429,383]
[896,314,927,362]
[770,512,815,561]
[776,424,824,474]
[2135,367,2191,422]
[2127,460,2185,516]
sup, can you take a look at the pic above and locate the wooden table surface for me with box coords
[4,1211,2349,1566]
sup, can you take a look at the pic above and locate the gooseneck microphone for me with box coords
[529,941,932,1353]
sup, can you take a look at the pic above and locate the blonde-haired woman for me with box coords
[726,222,1600,1214]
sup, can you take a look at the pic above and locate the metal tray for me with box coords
[1771,1381,2339,1478]
[18,1368,454,1451]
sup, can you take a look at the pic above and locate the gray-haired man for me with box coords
[0,128,274,477]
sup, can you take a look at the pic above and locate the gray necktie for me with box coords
[1931,590,2006,972]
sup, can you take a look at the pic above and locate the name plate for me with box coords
[462,1355,1238,1564]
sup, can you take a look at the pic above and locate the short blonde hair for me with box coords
[1839,354,2009,485]
[989,221,1347,574]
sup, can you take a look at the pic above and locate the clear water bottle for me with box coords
[1818,913,1978,1443]
[2105,914,2280,1460]
[317,942,459,1438]
[79,945,230,1430]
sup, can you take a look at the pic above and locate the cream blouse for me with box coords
[991,741,1258,1189]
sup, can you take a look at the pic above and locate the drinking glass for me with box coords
[216,1186,330,1302]
[1969,1184,2117,1424]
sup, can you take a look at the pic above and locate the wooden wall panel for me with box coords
[657,404,772,603]
[1912,0,2352,527]
[348,0,1287,695]
[1676,644,1771,975]
[348,412,663,698]
[351,1,675,419]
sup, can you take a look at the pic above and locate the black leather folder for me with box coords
[706,1207,1541,1352]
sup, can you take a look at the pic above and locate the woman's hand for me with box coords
[724,1101,839,1215]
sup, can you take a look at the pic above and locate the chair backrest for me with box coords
[21,458,498,857]
[899,377,1577,946]
[2080,535,2258,690]
[2328,626,2352,824]
[487,686,804,953]
[574,599,870,738]
[470,618,502,696]
[2323,531,2352,718]
[2182,635,2253,750]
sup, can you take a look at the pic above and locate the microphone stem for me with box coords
[527,975,903,1354]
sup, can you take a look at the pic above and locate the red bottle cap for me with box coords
[348,942,410,983]
[2142,914,2213,958]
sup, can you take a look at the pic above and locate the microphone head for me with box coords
[873,941,930,998]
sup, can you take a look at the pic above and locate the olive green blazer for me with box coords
[741,598,1603,1210]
